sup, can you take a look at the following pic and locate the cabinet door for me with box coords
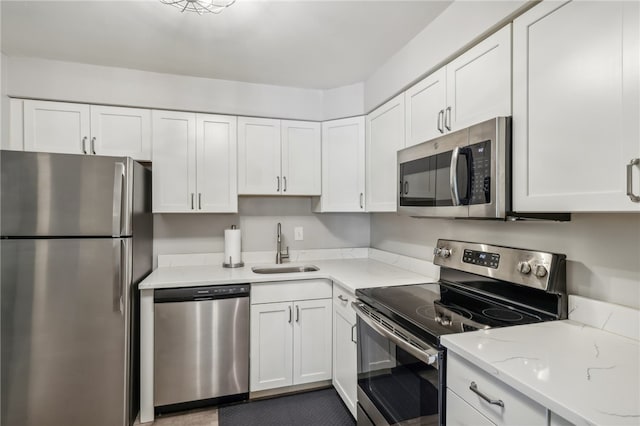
[151,110,196,213]
[293,299,332,385]
[90,105,151,161]
[23,100,90,154]
[404,67,446,147]
[333,300,357,418]
[238,117,282,195]
[446,25,511,131]
[446,389,496,426]
[319,117,366,212]
[196,114,238,212]
[513,1,640,212]
[281,120,321,196]
[250,302,294,392]
[366,93,405,212]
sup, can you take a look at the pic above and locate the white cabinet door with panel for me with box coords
[317,116,366,212]
[293,298,332,385]
[23,100,90,155]
[446,389,496,426]
[238,117,282,195]
[332,286,357,419]
[152,110,196,213]
[281,120,321,195]
[404,25,511,147]
[250,302,294,392]
[152,111,237,213]
[366,93,405,212]
[513,0,640,212]
[90,105,151,161]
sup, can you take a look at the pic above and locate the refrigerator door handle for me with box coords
[113,240,123,314]
[112,162,126,237]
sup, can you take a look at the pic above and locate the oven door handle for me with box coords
[352,302,439,367]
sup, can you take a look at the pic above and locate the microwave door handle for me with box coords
[450,147,461,206]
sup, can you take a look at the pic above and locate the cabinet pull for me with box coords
[437,110,444,134]
[296,305,300,322]
[283,176,287,192]
[359,193,364,209]
[627,158,640,202]
[404,181,409,195]
[277,176,280,193]
[191,193,195,210]
[288,305,292,323]
[198,193,202,209]
[351,324,357,343]
[91,137,96,154]
[445,106,452,131]
[337,295,348,303]
[469,382,504,407]
[82,136,88,154]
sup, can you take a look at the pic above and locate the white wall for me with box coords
[364,0,529,111]
[322,82,365,121]
[4,56,326,121]
[154,197,371,267]
[370,213,640,310]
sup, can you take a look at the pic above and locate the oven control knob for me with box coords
[435,248,451,258]
[517,261,532,275]
[533,264,548,278]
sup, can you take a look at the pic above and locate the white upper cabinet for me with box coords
[281,120,321,196]
[22,100,151,160]
[366,93,405,212]
[152,110,237,213]
[238,117,320,196]
[404,25,511,147]
[513,0,640,212]
[316,117,366,212]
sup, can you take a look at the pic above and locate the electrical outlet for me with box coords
[294,227,304,241]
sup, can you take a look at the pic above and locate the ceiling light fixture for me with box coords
[160,0,236,15]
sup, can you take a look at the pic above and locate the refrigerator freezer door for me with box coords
[1,237,131,426]
[1,150,133,237]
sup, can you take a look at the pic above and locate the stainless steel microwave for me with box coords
[398,117,511,219]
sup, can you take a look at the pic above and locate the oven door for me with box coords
[353,302,444,426]
[398,127,469,218]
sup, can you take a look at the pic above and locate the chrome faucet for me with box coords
[276,222,289,264]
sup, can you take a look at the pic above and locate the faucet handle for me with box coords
[282,246,290,259]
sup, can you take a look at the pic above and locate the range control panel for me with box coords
[463,249,500,269]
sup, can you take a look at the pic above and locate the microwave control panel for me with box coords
[463,249,500,269]
[469,140,491,205]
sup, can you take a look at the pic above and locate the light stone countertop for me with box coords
[441,296,640,426]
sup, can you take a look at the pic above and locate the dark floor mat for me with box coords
[219,388,356,426]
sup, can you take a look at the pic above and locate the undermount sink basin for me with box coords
[252,265,320,274]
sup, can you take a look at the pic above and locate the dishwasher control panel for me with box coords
[154,284,250,303]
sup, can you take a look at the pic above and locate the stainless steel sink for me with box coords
[251,265,320,274]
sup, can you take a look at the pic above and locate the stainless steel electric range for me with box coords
[353,239,567,426]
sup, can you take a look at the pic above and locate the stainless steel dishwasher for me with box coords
[154,284,250,410]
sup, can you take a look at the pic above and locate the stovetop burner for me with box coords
[482,308,525,322]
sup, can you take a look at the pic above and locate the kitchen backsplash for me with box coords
[370,213,640,310]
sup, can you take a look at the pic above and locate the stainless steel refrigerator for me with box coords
[1,150,153,426]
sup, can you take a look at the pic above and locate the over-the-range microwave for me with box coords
[397,117,569,221]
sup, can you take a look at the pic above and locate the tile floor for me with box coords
[135,407,219,426]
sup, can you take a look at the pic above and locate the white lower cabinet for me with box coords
[446,351,546,426]
[332,286,357,418]
[250,280,332,393]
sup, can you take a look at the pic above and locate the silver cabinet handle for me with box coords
[351,324,357,343]
[359,193,364,209]
[337,295,348,303]
[288,305,292,323]
[191,193,195,210]
[437,110,444,134]
[91,136,96,154]
[277,176,280,192]
[82,136,88,154]
[404,181,409,195]
[283,176,287,192]
[469,382,504,407]
[627,158,640,202]
[296,305,300,322]
[198,193,202,210]
[445,106,452,131]
[450,146,461,206]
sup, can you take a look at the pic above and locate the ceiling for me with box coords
[1,0,452,90]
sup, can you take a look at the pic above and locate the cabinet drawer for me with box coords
[447,351,546,426]
[251,279,332,304]
[447,389,496,426]
[333,284,356,319]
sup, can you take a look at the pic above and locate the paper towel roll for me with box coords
[223,225,243,267]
